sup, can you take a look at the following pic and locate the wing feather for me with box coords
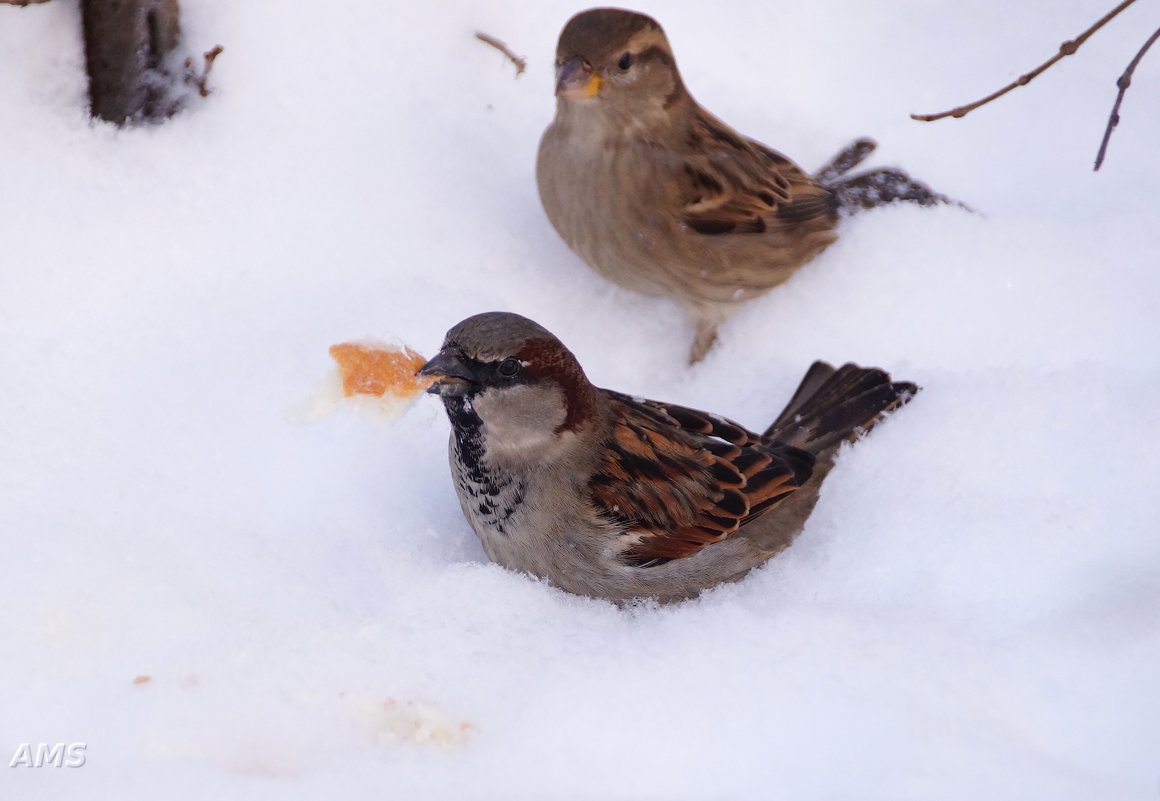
[592,391,815,565]
[679,110,839,237]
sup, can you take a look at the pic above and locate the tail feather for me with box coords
[830,167,962,214]
[769,360,838,427]
[814,137,965,214]
[813,138,878,184]
[764,361,917,454]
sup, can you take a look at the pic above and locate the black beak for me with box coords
[418,348,479,396]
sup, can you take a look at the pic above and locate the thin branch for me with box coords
[1094,25,1160,170]
[911,0,1139,122]
[474,31,526,77]
[183,44,223,98]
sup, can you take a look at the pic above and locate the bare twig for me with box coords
[183,45,224,98]
[911,0,1139,122]
[475,31,526,77]
[1094,25,1160,170]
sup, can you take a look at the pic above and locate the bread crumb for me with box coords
[329,343,432,398]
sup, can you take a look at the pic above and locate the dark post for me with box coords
[81,0,181,123]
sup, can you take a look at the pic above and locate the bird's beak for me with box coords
[555,57,602,100]
[418,348,479,397]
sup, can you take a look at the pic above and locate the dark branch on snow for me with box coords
[910,0,1139,122]
[1093,25,1160,171]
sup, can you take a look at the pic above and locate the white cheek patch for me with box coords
[487,425,558,456]
[473,385,568,458]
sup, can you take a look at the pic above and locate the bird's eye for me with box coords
[498,358,522,378]
[618,52,634,71]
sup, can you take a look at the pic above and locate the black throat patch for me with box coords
[443,396,526,536]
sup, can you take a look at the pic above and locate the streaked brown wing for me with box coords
[679,110,838,236]
[591,391,813,565]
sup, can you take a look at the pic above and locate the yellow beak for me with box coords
[555,57,603,100]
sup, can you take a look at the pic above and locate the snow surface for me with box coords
[2,0,1159,798]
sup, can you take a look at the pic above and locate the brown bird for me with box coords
[537,8,951,363]
[419,312,915,603]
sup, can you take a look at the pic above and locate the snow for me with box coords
[2,0,1158,798]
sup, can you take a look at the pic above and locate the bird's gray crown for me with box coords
[444,312,559,362]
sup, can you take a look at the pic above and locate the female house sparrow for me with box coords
[536,8,950,363]
[419,312,915,603]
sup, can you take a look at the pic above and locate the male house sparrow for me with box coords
[419,312,915,603]
[537,8,950,363]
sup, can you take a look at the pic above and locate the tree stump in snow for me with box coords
[81,0,181,123]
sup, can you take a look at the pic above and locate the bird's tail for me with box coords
[763,361,917,454]
[814,138,963,214]
[813,138,878,184]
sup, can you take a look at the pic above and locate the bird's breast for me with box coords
[445,405,528,540]
[537,122,679,297]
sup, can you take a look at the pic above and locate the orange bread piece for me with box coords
[329,343,432,398]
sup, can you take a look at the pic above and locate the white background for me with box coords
[2,1,1158,798]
